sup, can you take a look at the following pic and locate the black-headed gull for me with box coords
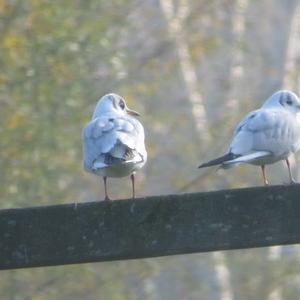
[199,90,300,185]
[83,93,147,200]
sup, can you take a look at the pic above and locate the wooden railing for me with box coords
[1,184,300,270]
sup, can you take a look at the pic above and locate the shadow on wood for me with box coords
[1,184,300,270]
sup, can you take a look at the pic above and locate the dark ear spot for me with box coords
[119,99,125,110]
[110,96,118,109]
[279,94,285,106]
[286,98,293,105]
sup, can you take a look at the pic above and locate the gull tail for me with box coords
[198,153,240,168]
[222,151,271,166]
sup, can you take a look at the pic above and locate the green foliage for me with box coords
[0,0,134,207]
[1,0,300,299]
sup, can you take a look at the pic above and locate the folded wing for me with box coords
[82,115,146,172]
[230,108,299,156]
[199,108,300,168]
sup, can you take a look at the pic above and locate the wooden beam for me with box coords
[1,184,300,270]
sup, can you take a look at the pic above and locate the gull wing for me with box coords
[82,115,146,172]
[229,108,300,156]
[199,107,300,168]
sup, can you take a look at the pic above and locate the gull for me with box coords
[82,93,147,200]
[198,90,300,185]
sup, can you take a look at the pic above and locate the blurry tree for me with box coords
[1,0,300,299]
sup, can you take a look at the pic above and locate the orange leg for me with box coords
[130,174,135,199]
[286,158,296,184]
[261,165,269,186]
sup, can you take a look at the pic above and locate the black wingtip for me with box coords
[198,153,239,169]
[198,162,210,169]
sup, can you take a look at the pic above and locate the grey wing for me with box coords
[229,109,299,156]
[113,117,146,156]
[82,116,146,172]
[107,117,147,166]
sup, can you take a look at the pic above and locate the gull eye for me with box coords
[119,99,125,110]
[286,99,293,105]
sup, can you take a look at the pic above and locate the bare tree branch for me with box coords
[226,0,249,113]
[159,0,210,142]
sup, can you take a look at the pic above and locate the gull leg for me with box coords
[261,165,269,186]
[286,158,296,184]
[103,176,110,201]
[130,174,135,199]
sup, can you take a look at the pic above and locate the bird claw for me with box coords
[285,179,296,185]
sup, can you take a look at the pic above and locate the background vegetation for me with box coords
[1,0,300,299]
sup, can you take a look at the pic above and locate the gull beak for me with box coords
[126,108,140,117]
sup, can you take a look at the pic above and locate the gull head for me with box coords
[92,93,140,119]
[262,90,300,114]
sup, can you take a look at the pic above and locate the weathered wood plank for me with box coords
[1,184,300,270]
